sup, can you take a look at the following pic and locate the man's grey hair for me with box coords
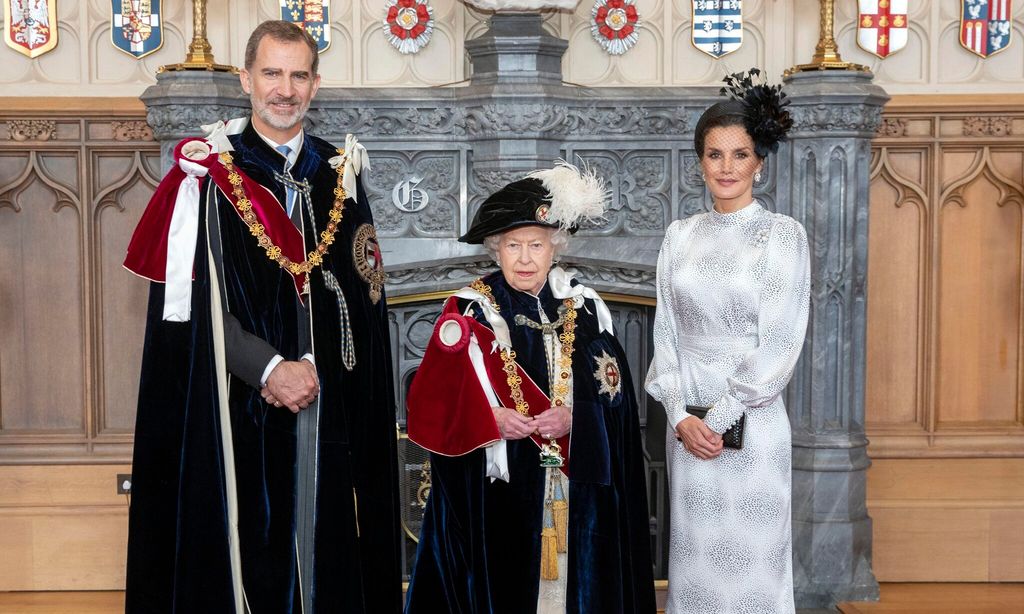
[245,20,320,76]
[483,227,569,264]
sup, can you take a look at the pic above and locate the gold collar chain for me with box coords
[468,279,576,416]
[219,149,346,277]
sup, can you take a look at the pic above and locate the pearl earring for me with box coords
[754,171,762,183]
[701,173,707,182]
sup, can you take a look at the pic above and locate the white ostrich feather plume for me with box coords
[526,160,609,229]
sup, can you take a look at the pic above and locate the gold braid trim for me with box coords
[468,278,575,415]
[219,149,347,276]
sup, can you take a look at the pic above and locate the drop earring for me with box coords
[754,170,762,183]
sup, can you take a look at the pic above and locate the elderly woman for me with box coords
[405,164,655,614]
[646,70,809,614]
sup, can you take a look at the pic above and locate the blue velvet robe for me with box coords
[125,123,402,613]
[405,272,656,614]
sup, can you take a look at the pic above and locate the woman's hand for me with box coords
[532,405,572,440]
[674,417,723,460]
[492,406,535,440]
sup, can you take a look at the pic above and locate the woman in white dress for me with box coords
[646,70,810,614]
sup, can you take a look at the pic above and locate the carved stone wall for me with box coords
[1,0,1022,94]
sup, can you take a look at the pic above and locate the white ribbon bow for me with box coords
[328,133,370,199]
[200,117,248,153]
[548,266,614,335]
[452,287,512,350]
[163,156,211,322]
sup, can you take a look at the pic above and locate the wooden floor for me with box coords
[838,583,1024,614]
[0,584,1020,613]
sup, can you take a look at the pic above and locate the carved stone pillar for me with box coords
[778,70,887,608]
[140,70,247,171]
[464,13,567,86]
[463,14,569,191]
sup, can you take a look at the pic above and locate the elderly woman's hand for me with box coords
[492,406,536,440]
[532,405,572,440]
[674,417,723,460]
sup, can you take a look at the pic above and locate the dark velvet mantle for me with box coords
[125,123,402,613]
[404,271,656,614]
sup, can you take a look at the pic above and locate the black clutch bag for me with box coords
[685,405,745,449]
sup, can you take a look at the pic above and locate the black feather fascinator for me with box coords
[718,68,793,158]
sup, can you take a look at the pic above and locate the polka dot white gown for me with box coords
[645,201,810,614]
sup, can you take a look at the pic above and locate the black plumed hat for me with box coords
[459,162,608,244]
[695,68,793,159]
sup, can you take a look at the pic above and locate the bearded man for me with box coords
[123,20,401,613]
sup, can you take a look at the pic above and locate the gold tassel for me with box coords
[553,498,568,553]
[540,525,559,581]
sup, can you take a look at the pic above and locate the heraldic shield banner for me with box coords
[857,0,908,58]
[281,0,331,52]
[111,0,164,59]
[5,0,59,58]
[961,0,1013,58]
[691,0,742,58]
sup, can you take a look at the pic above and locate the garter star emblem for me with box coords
[353,223,386,304]
[593,350,622,400]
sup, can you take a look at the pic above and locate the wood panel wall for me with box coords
[0,99,154,590]
[866,94,1024,581]
[0,95,1021,590]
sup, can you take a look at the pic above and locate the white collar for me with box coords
[255,128,304,166]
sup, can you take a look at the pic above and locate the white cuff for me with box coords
[260,355,285,387]
[300,353,315,366]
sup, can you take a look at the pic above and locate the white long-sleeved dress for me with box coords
[646,201,810,614]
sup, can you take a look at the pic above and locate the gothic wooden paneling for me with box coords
[867,147,928,429]
[866,95,1024,458]
[866,95,1024,582]
[937,148,1023,428]
[0,148,86,435]
[0,99,156,462]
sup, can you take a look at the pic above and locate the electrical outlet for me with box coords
[117,473,132,495]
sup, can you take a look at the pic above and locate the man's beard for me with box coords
[252,96,309,132]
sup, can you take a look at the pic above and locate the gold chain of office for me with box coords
[218,149,346,276]
[468,279,576,415]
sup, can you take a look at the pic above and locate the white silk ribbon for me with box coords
[328,133,370,199]
[200,117,248,153]
[163,157,210,322]
[467,333,510,483]
[452,287,512,350]
[548,266,614,335]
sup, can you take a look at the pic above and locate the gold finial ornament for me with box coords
[160,0,237,73]
[786,0,869,75]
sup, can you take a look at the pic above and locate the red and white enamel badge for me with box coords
[591,0,640,55]
[857,0,908,58]
[383,0,433,55]
[5,0,59,58]
[593,350,622,400]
